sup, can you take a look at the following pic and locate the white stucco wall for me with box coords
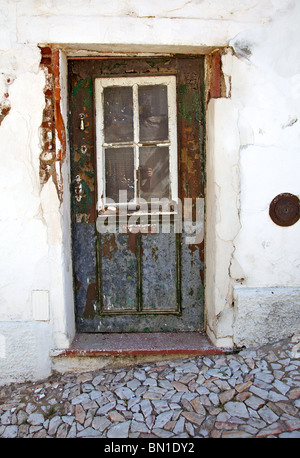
[0,0,299,383]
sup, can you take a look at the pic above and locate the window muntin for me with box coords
[95,76,177,212]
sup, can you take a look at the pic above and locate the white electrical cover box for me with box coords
[32,290,50,321]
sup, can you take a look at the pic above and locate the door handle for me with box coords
[73,175,83,202]
[79,113,85,131]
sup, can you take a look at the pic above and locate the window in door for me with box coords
[95,76,178,211]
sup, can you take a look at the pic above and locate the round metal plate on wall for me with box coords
[269,193,300,227]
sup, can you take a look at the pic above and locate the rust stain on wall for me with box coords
[39,45,67,201]
[206,50,228,102]
[0,74,12,126]
[0,105,10,125]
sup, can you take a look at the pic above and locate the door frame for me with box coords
[43,46,235,349]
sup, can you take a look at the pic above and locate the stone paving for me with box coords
[0,336,300,438]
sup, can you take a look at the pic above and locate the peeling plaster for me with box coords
[39,46,66,202]
[0,73,13,125]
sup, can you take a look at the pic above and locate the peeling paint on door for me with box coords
[69,56,205,333]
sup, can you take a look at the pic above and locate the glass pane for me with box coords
[104,87,133,143]
[105,148,134,202]
[139,146,169,200]
[138,85,168,142]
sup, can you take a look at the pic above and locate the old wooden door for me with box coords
[69,56,205,333]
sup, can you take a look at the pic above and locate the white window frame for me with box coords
[95,75,178,213]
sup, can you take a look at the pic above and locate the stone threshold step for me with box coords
[51,332,231,357]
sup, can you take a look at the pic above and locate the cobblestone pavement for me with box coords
[1,337,300,439]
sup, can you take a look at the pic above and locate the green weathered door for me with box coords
[69,56,205,333]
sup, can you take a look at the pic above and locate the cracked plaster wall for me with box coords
[206,3,300,347]
[0,0,299,383]
[0,1,74,384]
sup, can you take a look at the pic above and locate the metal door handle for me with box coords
[73,175,83,202]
